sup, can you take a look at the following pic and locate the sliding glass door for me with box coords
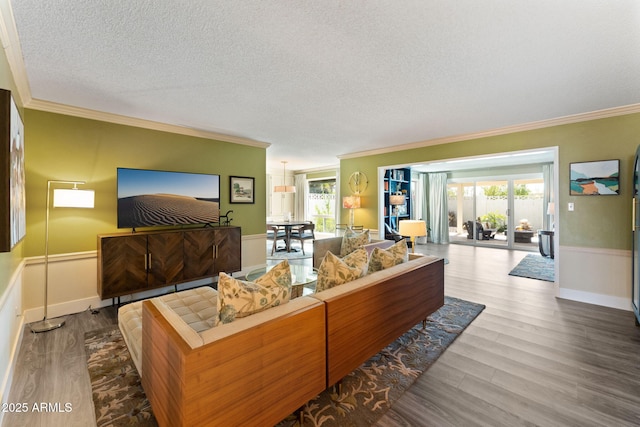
[474,180,509,247]
[449,174,544,250]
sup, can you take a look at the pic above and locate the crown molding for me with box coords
[339,103,640,160]
[0,0,32,106]
[294,164,339,174]
[26,98,271,149]
[1,1,269,149]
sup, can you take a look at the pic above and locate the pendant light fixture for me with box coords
[273,161,296,193]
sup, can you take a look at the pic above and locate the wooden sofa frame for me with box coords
[141,296,326,427]
[313,254,445,386]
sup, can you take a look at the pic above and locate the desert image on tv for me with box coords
[118,194,219,228]
[117,169,220,229]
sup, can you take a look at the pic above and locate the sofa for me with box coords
[119,236,444,426]
[311,237,445,386]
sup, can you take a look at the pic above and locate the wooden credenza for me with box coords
[97,226,241,300]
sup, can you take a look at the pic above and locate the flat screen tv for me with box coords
[117,168,220,229]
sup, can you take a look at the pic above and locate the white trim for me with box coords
[339,104,640,160]
[559,245,631,258]
[557,287,631,312]
[0,0,31,105]
[25,250,97,265]
[0,259,25,419]
[0,259,24,309]
[26,99,271,149]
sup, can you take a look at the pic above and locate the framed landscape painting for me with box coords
[230,176,255,204]
[570,159,619,196]
[0,89,26,252]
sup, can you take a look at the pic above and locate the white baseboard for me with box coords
[556,287,632,311]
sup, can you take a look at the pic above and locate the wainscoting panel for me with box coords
[21,234,267,322]
[0,260,24,421]
[557,245,631,311]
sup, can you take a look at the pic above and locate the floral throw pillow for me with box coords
[340,229,370,257]
[368,239,408,273]
[216,260,292,325]
[316,249,368,292]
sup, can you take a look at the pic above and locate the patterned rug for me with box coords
[84,328,157,427]
[509,253,555,282]
[85,296,484,427]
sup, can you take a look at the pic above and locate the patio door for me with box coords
[449,174,544,250]
[474,180,509,247]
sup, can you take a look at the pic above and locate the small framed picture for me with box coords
[570,160,620,195]
[230,176,255,204]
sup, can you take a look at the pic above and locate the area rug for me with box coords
[509,253,555,282]
[266,243,313,260]
[85,327,157,427]
[85,296,484,427]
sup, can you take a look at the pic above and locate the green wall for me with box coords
[24,110,267,257]
[340,113,640,250]
[0,36,24,299]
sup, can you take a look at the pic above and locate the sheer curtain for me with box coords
[428,172,450,244]
[542,163,554,230]
[294,174,307,220]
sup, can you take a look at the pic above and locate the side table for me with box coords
[538,230,554,259]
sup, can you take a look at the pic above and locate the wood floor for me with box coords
[377,244,640,427]
[4,243,640,427]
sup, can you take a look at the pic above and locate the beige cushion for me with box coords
[340,229,370,257]
[159,286,218,332]
[217,260,292,325]
[316,249,368,292]
[118,286,218,374]
[368,239,408,273]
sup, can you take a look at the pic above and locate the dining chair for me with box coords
[289,223,315,255]
[266,225,287,255]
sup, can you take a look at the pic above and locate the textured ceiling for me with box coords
[6,1,640,170]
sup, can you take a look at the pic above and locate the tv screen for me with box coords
[117,168,220,229]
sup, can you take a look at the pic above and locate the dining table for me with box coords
[266,220,310,252]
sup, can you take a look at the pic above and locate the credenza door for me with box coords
[98,234,148,299]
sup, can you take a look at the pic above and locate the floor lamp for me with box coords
[30,180,94,333]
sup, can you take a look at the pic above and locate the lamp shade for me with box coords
[547,202,555,215]
[53,188,95,208]
[273,185,296,193]
[342,195,361,209]
[389,194,405,206]
[398,220,427,238]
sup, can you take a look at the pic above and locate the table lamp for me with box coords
[398,220,427,253]
[389,192,405,230]
[342,195,361,227]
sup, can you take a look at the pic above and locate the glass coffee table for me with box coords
[246,264,317,299]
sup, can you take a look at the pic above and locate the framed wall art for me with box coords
[230,176,255,204]
[570,159,619,196]
[0,89,26,252]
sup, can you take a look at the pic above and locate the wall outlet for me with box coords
[568,202,574,211]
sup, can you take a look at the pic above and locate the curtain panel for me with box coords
[427,172,450,244]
